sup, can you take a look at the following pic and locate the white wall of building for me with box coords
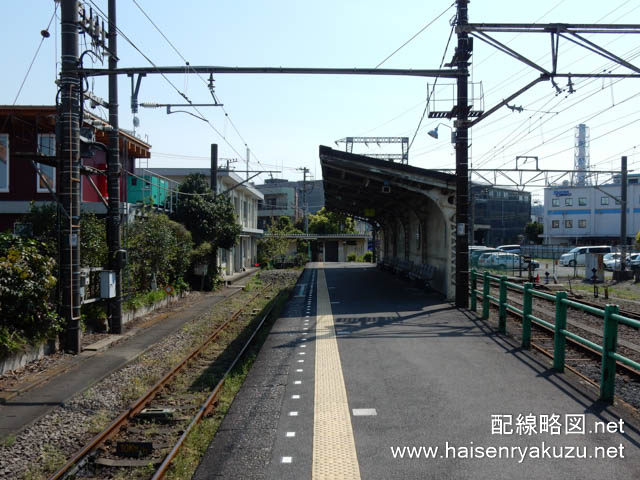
[543,181,640,245]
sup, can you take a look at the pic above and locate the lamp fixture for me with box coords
[427,123,456,143]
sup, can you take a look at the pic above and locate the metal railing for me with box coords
[470,269,640,402]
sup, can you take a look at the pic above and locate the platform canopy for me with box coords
[319,145,457,298]
[319,145,455,223]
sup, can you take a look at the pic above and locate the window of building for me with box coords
[552,198,559,207]
[565,198,573,206]
[615,198,620,205]
[0,134,8,192]
[601,196,609,205]
[579,219,587,228]
[36,134,56,192]
[578,197,587,206]
[552,220,560,228]
[565,219,573,228]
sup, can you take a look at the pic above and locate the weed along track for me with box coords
[21,270,301,480]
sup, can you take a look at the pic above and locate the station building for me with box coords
[543,176,640,245]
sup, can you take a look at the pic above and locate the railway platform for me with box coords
[194,262,640,479]
[0,282,248,441]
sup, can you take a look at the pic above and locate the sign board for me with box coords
[164,285,174,295]
[194,263,208,276]
[553,190,571,197]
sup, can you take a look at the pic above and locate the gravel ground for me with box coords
[0,270,299,479]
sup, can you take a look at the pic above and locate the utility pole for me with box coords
[211,143,218,194]
[246,147,250,180]
[298,167,311,260]
[107,0,123,334]
[455,0,471,308]
[620,155,628,271]
[59,0,82,353]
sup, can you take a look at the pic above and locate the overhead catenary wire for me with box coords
[408,22,456,152]
[85,0,250,163]
[12,3,58,105]
[130,0,273,176]
[375,2,455,69]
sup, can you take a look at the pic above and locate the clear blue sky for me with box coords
[2,0,639,202]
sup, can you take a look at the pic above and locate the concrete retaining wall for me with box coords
[0,292,188,376]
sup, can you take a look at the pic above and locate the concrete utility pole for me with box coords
[455,0,471,308]
[107,0,123,334]
[246,147,250,180]
[620,155,628,271]
[211,144,218,194]
[298,167,311,260]
[59,0,82,353]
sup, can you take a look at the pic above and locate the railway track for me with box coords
[476,282,640,409]
[49,280,291,479]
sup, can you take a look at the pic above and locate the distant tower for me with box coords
[574,124,590,186]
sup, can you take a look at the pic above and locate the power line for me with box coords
[85,0,248,161]
[12,3,58,105]
[130,0,271,174]
[375,2,455,68]
[409,22,456,152]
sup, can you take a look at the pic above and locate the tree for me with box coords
[524,222,543,244]
[128,213,193,293]
[172,174,241,249]
[171,174,241,288]
[308,207,356,234]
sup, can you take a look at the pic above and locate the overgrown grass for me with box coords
[124,289,168,312]
[163,287,294,480]
[569,281,640,301]
[21,444,66,480]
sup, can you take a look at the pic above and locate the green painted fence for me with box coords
[470,269,640,403]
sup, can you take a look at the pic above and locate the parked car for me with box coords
[559,246,614,266]
[603,253,629,271]
[497,244,521,254]
[470,247,501,267]
[479,252,538,270]
[630,253,640,268]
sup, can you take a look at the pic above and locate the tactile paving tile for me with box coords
[312,268,361,479]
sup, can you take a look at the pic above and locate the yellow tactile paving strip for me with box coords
[312,267,361,480]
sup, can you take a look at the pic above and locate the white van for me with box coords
[559,245,614,266]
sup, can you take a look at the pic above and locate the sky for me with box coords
[2,0,640,203]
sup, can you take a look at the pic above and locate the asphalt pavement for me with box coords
[196,262,640,480]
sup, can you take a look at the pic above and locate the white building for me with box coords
[143,168,263,278]
[543,177,640,245]
[215,171,263,276]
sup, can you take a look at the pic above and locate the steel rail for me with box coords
[151,289,287,479]
[477,290,640,379]
[49,282,270,480]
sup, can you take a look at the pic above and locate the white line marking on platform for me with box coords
[282,456,292,463]
[298,359,305,363]
[292,394,301,399]
[352,409,377,416]
[299,352,306,355]
[294,380,302,384]
[296,369,303,372]
[289,411,299,416]
[286,432,296,438]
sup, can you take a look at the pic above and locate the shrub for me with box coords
[0,234,62,356]
[362,251,373,263]
[347,253,357,262]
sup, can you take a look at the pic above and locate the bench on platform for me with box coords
[407,263,437,290]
